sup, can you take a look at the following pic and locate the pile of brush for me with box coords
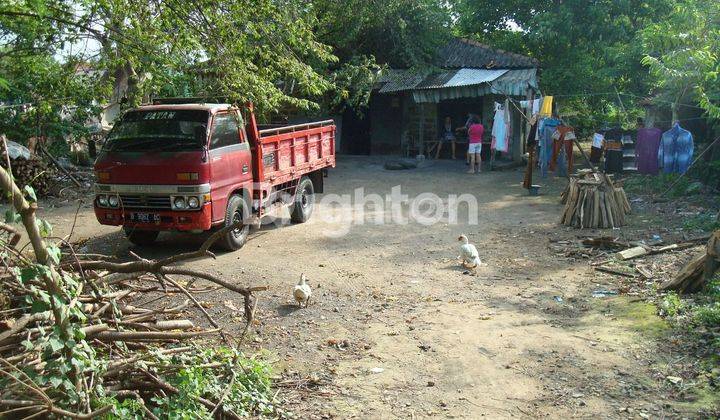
[560,170,631,229]
[0,160,270,418]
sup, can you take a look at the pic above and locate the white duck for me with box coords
[458,234,481,272]
[293,273,312,307]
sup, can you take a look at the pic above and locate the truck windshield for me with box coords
[106,110,210,152]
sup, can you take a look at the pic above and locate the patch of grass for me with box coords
[657,274,720,415]
[683,212,720,233]
[674,382,720,414]
[624,174,692,198]
[593,296,670,338]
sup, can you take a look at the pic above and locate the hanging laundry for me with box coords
[605,149,624,174]
[603,127,624,142]
[550,126,576,177]
[539,96,553,117]
[635,127,663,175]
[659,123,694,174]
[532,98,541,115]
[503,100,512,153]
[526,119,538,148]
[491,102,508,152]
[538,118,560,178]
[590,133,604,164]
[592,133,604,148]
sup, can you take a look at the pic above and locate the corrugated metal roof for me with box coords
[411,69,539,103]
[428,68,509,89]
[376,69,425,94]
[378,68,511,93]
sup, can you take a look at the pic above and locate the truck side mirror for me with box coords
[194,126,207,148]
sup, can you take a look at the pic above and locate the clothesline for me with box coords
[546,91,709,111]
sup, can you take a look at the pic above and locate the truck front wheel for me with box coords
[219,194,250,251]
[124,228,159,246]
[290,176,315,223]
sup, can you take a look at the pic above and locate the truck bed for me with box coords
[254,120,336,186]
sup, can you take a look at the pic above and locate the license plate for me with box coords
[130,212,160,223]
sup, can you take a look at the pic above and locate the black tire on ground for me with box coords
[290,176,315,224]
[123,228,159,246]
[218,194,250,251]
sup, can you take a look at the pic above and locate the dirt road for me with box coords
[41,157,692,418]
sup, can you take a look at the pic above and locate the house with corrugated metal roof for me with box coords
[340,38,539,161]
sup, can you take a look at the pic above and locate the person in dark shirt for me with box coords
[435,116,457,159]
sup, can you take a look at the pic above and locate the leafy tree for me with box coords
[0,0,340,141]
[456,0,677,132]
[641,0,720,119]
[313,0,452,113]
[315,0,452,68]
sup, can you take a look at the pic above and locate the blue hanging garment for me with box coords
[538,118,560,178]
[659,123,694,174]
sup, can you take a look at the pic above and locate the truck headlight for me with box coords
[173,196,187,210]
[97,195,108,207]
[108,195,119,208]
[187,196,200,209]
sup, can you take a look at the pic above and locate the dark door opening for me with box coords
[340,107,371,155]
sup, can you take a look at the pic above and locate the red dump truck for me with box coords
[93,100,336,250]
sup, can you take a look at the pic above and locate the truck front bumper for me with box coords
[94,204,213,232]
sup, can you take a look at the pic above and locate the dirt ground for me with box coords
[38,156,710,419]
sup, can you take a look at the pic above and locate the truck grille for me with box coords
[119,195,172,210]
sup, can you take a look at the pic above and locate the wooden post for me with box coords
[418,102,425,157]
[524,88,534,155]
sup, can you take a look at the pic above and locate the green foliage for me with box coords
[623,173,692,197]
[690,155,720,189]
[683,212,720,233]
[457,0,675,95]
[661,292,685,317]
[641,0,720,119]
[0,0,342,131]
[661,274,720,355]
[315,0,452,68]
[95,347,283,419]
[0,211,284,416]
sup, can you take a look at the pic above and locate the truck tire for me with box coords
[219,194,250,251]
[123,228,159,246]
[290,176,315,223]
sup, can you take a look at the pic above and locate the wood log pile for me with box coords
[0,152,56,196]
[661,230,720,294]
[560,170,632,229]
[0,135,92,198]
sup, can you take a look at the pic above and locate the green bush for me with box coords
[661,292,685,317]
[683,213,720,233]
[694,302,720,327]
[623,174,692,197]
[96,347,285,419]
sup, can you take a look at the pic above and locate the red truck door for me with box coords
[208,110,253,223]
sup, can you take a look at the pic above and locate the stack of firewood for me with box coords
[560,170,632,229]
[4,156,56,195]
